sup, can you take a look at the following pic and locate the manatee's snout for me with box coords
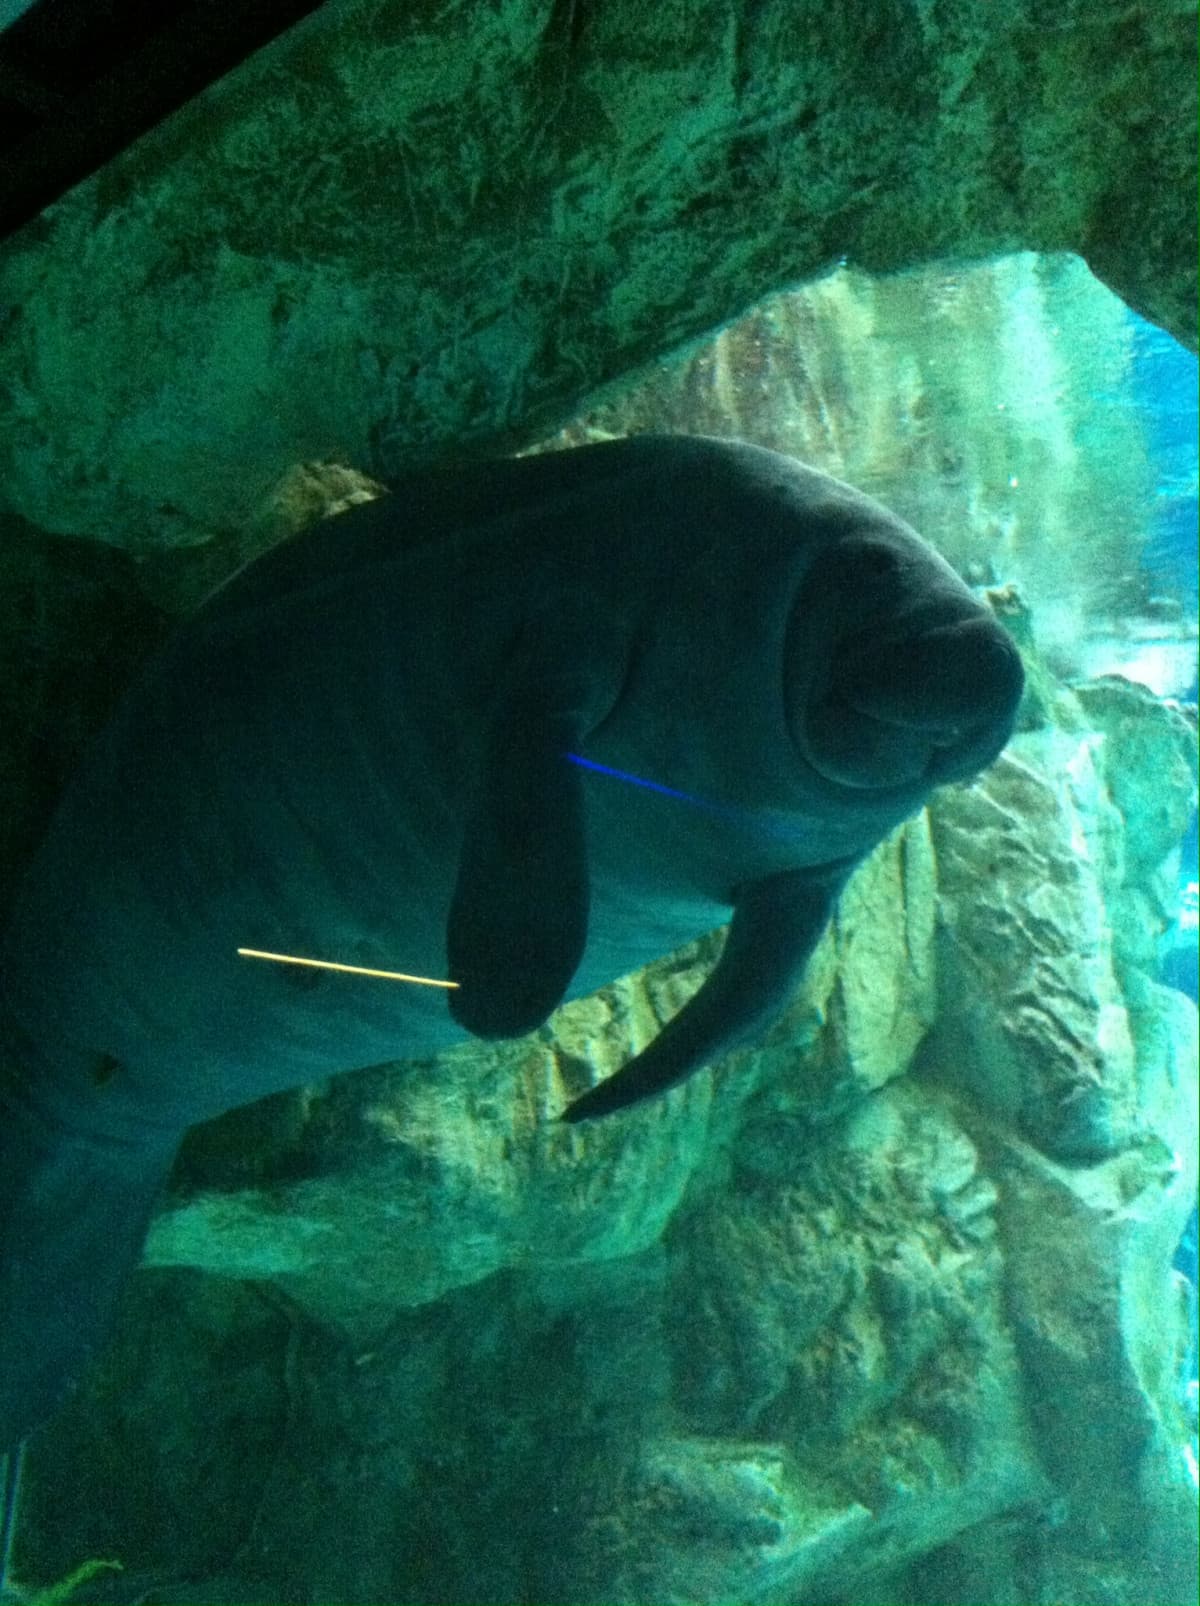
[802,612,1024,791]
[844,615,1022,733]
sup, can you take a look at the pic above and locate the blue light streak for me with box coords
[564,752,710,807]
[564,752,802,843]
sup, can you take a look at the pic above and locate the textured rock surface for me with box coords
[927,684,1198,1162]
[0,0,1194,553]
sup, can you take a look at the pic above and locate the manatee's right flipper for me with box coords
[561,859,857,1123]
[447,703,591,1040]
[447,594,623,1042]
[0,1082,174,1452]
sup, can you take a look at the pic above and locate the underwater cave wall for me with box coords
[0,0,1194,555]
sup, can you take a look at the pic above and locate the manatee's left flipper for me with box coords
[561,860,857,1122]
[447,598,623,1041]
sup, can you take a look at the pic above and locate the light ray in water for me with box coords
[238,948,460,988]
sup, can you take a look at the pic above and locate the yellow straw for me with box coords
[237,947,460,989]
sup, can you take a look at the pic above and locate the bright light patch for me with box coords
[1180,881,1198,932]
[238,948,459,988]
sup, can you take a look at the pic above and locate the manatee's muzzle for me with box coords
[801,614,1024,791]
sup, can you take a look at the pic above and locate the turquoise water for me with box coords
[1132,316,1200,626]
[1132,311,1200,1480]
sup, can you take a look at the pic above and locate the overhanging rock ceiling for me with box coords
[0,0,325,241]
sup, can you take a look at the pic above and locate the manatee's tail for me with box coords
[0,1070,174,1452]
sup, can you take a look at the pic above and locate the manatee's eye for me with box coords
[855,544,898,578]
[843,541,903,607]
[92,1053,121,1087]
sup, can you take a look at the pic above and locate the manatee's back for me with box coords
[0,472,533,1451]
[0,481,519,1449]
[0,437,691,1448]
[1,530,495,1128]
[0,434,714,1129]
[0,431,808,1449]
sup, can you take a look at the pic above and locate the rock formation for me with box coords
[0,1,1194,555]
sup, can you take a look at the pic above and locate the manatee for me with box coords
[0,433,1023,1447]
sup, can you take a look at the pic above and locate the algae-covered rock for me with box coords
[928,741,1141,1161]
[0,1,1193,551]
[615,1086,1045,1604]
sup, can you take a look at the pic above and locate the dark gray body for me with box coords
[0,434,1023,1446]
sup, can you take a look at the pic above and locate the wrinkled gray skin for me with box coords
[0,434,1023,1447]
